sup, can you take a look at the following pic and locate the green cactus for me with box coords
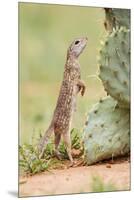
[104,8,130,32]
[83,96,130,165]
[83,8,130,165]
[98,27,130,108]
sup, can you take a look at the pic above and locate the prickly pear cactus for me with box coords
[98,27,130,108]
[104,8,130,32]
[83,97,130,165]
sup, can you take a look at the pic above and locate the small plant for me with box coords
[19,128,82,174]
[19,144,51,174]
[71,128,81,149]
[91,176,117,192]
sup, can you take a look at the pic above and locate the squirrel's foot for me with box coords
[68,161,74,167]
[67,159,77,168]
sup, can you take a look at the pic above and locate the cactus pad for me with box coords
[99,27,130,108]
[83,97,130,165]
[104,8,130,32]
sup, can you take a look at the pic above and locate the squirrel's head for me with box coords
[67,37,88,59]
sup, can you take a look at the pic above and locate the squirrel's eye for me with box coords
[75,40,80,45]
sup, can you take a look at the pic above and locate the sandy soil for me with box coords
[19,158,130,197]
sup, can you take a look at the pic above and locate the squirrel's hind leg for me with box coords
[62,132,74,166]
[54,133,62,160]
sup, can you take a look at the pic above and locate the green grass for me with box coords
[19,3,107,144]
[19,143,51,174]
[19,128,82,174]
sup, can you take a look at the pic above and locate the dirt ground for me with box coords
[19,157,130,197]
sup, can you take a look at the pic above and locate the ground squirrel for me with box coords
[38,37,88,165]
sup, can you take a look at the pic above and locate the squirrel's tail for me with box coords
[38,123,54,158]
